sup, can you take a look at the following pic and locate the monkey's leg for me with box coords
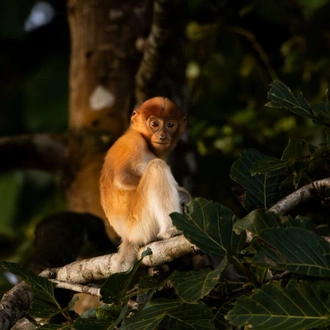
[131,158,181,242]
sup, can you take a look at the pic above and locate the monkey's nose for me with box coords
[159,134,166,140]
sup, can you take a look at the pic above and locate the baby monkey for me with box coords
[100,97,189,271]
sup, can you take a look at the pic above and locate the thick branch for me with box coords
[269,178,330,215]
[52,235,196,284]
[0,282,33,330]
[0,134,67,173]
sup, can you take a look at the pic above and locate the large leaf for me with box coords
[0,261,58,306]
[233,209,280,236]
[100,248,152,305]
[121,299,215,330]
[171,198,245,258]
[230,149,284,209]
[172,257,227,302]
[226,280,330,330]
[251,227,330,277]
[266,80,314,120]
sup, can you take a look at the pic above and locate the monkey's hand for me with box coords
[177,186,191,209]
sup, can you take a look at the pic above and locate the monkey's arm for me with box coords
[111,131,155,190]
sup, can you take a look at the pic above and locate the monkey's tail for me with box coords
[116,240,139,272]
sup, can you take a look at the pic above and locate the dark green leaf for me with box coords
[160,302,216,330]
[0,261,58,306]
[230,149,284,210]
[233,209,280,236]
[100,248,152,305]
[213,302,234,330]
[282,138,316,161]
[171,198,245,258]
[121,299,215,330]
[311,103,330,126]
[251,227,330,277]
[74,304,126,330]
[226,280,330,329]
[29,299,60,318]
[266,80,314,120]
[250,157,292,175]
[172,257,227,302]
[290,215,314,231]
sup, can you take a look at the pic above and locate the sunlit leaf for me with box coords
[172,257,227,302]
[251,227,330,277]
[171,198,245,258]
[230,149,284,210]
[226,280,330,329]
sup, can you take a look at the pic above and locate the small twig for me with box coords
[48,279,101,297]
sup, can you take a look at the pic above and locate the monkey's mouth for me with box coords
[154,142,170,145]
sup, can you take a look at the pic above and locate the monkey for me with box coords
[100,97,190,272]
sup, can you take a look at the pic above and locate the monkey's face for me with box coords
[147,116,179,155]
[131,97,187,156]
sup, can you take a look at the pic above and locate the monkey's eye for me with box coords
[150,121,160,129]
[166,121,177,130]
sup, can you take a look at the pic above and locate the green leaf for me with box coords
[74,304,126,330]
[121,299,215,330]
[230,149,284,209]
[266,80,315,120]
[233,209,280,236]
[251,227,330,277]
[282,138,316,161]
[171,198,245,258]
[172,257,227,302]
[311,103,330,126]
[226,280,330,329]
[100,248,152,305]
[0,261,58,306]
[213,302,234,330]
[29,299,60,318]
[160,302,216,330]
[250,157,292,175]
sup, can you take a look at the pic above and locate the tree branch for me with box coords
[269,178,330,215]
[0,134,67,173]
[51,234,196,284]
[0,235,196,329]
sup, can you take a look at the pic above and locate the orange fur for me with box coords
[99,97,188,271]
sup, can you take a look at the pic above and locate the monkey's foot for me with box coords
[157,227,181,240]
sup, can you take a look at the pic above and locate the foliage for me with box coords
[3,82,330,329]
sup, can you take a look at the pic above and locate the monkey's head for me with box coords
[131,97,187,157]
